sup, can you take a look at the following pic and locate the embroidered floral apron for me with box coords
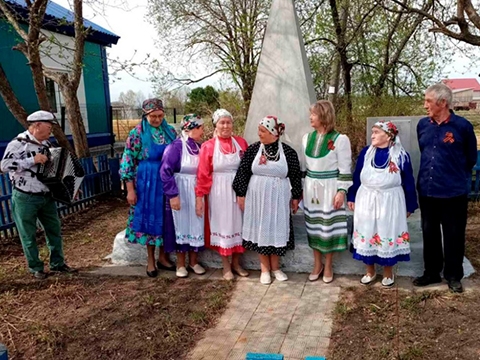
[352,150,410,260]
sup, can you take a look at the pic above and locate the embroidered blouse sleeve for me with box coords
[283,144,303,200]
[346,146,368,203]
[400,152,419,214]
[195,139,215,197]
[160,140,182,200]
[232,142,259,197]
[120,126,142,182]
[0,139,35,173]
[336,134,353,192]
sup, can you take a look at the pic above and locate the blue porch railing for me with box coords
[0,154,121,238]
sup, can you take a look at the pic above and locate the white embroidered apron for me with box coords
[209,137,243,249]
[243,143,290,248]
[172,138,204,247]
[352,151,410,259]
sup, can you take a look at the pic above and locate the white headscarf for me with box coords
[259,115,285,137]
[366,120,407,167]
[212,109,233,125]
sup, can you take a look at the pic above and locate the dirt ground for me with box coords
[328,201,480,360]
[0,197,128,282]
[329,287,480,360]
[0,197,234,360]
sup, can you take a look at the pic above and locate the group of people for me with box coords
[1,83,475,293]
[116,82,475,292]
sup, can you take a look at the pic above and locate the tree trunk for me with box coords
[0,63,29,127]
[329,0,353,122]
[327,54,341,107]
[62,86,90,158]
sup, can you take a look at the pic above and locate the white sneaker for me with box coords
[360,273,377,285]
[260,271,272,285]
[272,270,288,282]
[382,275,395,287]
[176,267,188,278]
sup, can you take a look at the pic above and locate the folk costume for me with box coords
[195,109,248,256]
[233,116,302,256]
[347,121,418,266]
[302,130,352,253]
[161,115,205,253]
[119,99,177,246]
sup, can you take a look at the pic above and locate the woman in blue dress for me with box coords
[347,121,418,286]
[120,98,178,277]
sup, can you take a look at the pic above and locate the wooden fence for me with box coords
[0,155,122,238]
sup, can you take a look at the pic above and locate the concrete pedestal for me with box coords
[106,210,475,278]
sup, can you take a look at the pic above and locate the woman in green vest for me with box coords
[301,100,353,283]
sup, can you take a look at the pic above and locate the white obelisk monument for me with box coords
[243,0,316,156]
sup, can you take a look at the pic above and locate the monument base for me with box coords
[106,211,475,278]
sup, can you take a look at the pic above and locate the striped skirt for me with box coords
[304,176,348,253]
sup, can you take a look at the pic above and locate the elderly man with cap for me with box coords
[0,110,77,279]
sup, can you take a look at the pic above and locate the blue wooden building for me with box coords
[0,0,120,156]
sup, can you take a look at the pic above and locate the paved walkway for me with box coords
[90,265,478,359]
[187,272,338,360]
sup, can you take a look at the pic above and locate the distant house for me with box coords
[442,78,480,110]
[0,0,120,156]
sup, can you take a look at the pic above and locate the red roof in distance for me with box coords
[442,78,480,91]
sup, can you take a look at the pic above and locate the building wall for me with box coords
[452,89,473,102]
[0,19,112,154]
[0,20,38,140]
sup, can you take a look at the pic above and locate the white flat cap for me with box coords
[27,110,58,124]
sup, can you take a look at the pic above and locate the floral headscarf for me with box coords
[142,98,164,115]
[259,115,285,137]
[367,120,407,169]
[373,120,399,141]
[212,109,233,125]
[181,114,204,131]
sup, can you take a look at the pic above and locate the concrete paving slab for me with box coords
[228,331,286,359]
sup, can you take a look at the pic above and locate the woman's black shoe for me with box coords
[146,268,158,278]
[157,261,176,271]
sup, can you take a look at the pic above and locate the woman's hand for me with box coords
[237,197,245,211]
[333,191,345,210]
[170,196,181,211]
[291,199,299,214]
[127,190,137,206]
[347,201,355,211]
[195,197,204,217]
[407,212,411,218]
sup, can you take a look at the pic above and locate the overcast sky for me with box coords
[54,0,479,102]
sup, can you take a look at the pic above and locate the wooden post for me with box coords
[61,106,66,132]
[109,157,121,197]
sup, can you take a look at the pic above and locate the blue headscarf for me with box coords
[140,98,176,152]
